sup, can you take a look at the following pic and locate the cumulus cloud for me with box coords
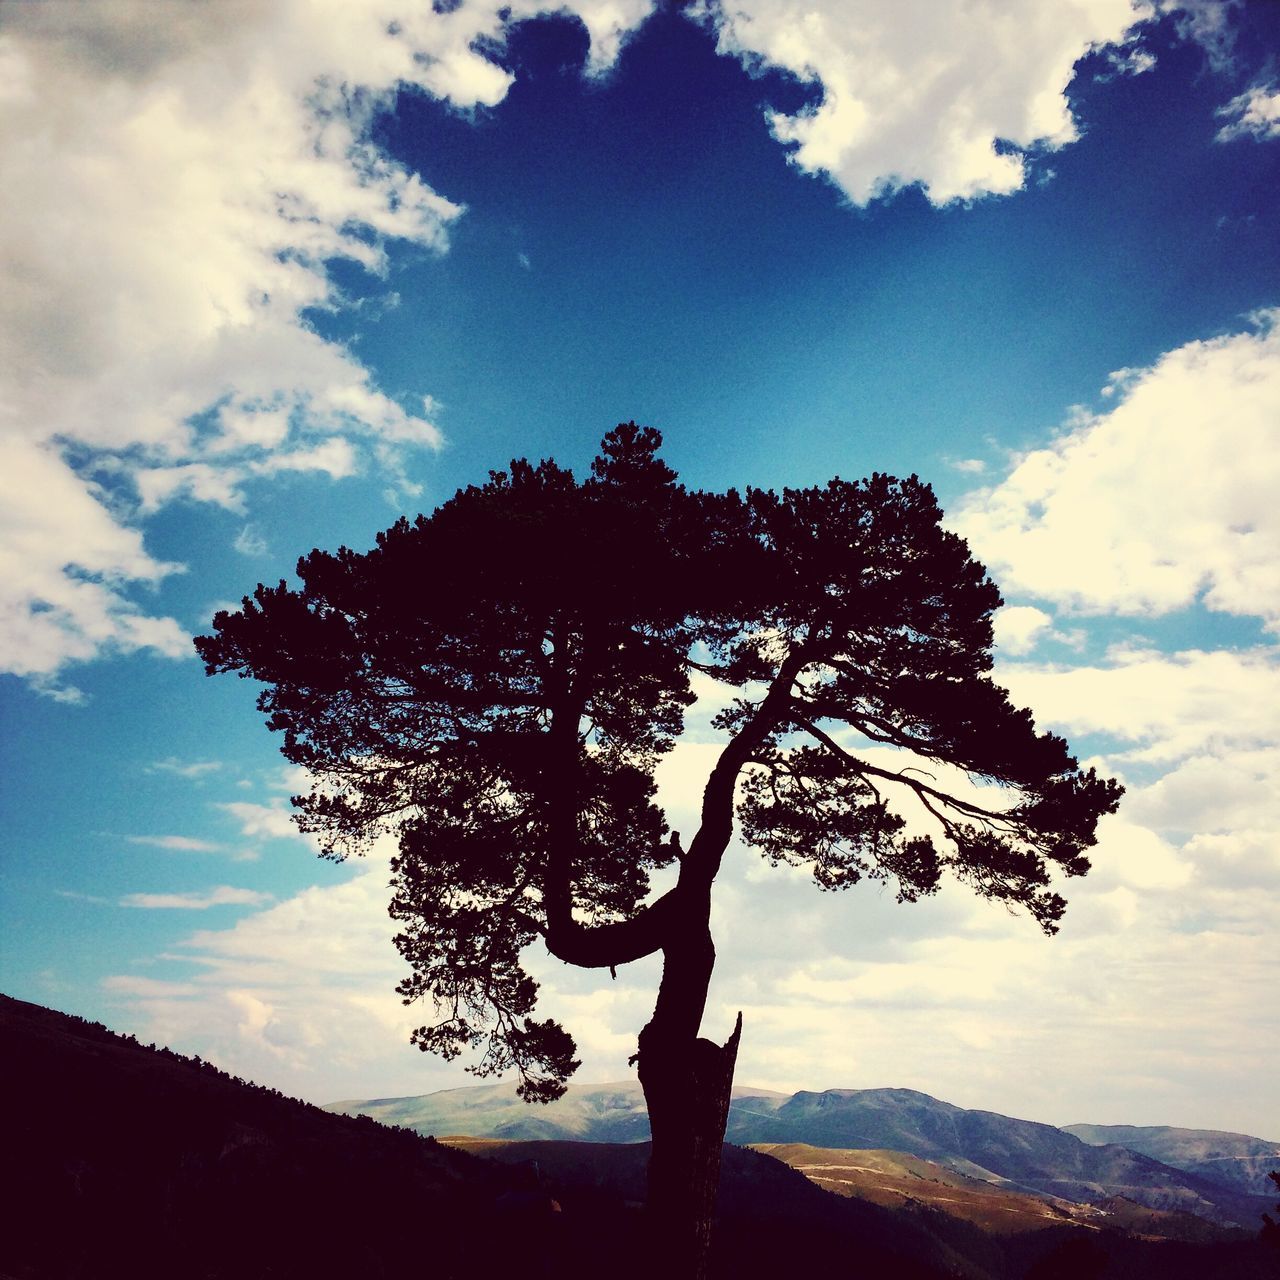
[1216,82,1280,141]
[955,313,1280,626]
[998,645,1280,762]
[1,0,652,692]
[947,315,1280,1105]
[992,604,1052,655]
[1124,746,1280,836]
[2,0,1235,695]
[97,684,1280,1129]
[0,436,189,691]
[217,800,310,842]
[101,847,452,1100]
[691,0,1151,205]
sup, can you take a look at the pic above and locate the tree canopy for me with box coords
[197,424,1121,1104]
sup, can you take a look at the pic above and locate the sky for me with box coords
[1,0,1278,1136]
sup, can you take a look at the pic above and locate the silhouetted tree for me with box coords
[1262,1170,1280,1246]
[197,424,1121,1279]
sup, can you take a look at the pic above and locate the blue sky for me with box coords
[2,0,1278,1134]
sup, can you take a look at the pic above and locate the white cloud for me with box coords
[126,835,226,853]
[100,846,452,1099]
[1,0,657,691]
[0,436,189,692]
[998,645,1280,762]
[233,526,269,557]
[992,604,1052,655]
[96,706,1280,1131]
[1087,815,1193,890]
[691,0,1152,205]
[147,758,223,779]
[1,1,1237,695]
[121,886,273,910]
[50,0,1278,1130]
[956,313,1280,626]
[1184,829,1280,892]
[217,800,309,842]
[55,889,112,906]
[1167,0,1241,74]
[102,976,201,999]
[1216,82,1280,142]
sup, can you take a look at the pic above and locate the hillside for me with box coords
[0,995,962,1280]
[748,1142,1084,1235]
[6,993,1277,1280]
[750,1144,1238,1245]
[724,1087,1270,1228]
[330,1080,1276,1229]
[1064,1124,1280,1197]
[438,1135,1280,1280]
[0,993,511,1279]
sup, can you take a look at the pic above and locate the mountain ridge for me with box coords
[326,1079,1276,1229]
[1063,1123,1280,1197]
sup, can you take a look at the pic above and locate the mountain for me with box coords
[722,1087,1270,1227]
[6,994,1278,1280]
[328,1077,662,1141]
[749,1143,1238,1245]
[0,995,968,1280]
[326,1077,784,1142]
[435,1135,1280,1280]
[747,1142,1085,1236]
[328,1080,1275,1229]
[1063,1124,1280,1197]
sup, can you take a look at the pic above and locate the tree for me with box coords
[1262,1170,1280,1246]
[197,424,1121,1278]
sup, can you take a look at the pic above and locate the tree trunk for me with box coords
[627,652,804,1275]
[638,1009,742,1279]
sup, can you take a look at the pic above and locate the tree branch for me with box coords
[794,716,1020,830]
[544,889,676,967]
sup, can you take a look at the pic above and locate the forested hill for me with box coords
[0,993,513,1279]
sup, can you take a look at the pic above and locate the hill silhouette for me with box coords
[5,995,1277,1280]
[0,995,955,1279]
[0,993,513,1279]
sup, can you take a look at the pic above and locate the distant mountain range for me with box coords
[326,1079,1278,1230]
